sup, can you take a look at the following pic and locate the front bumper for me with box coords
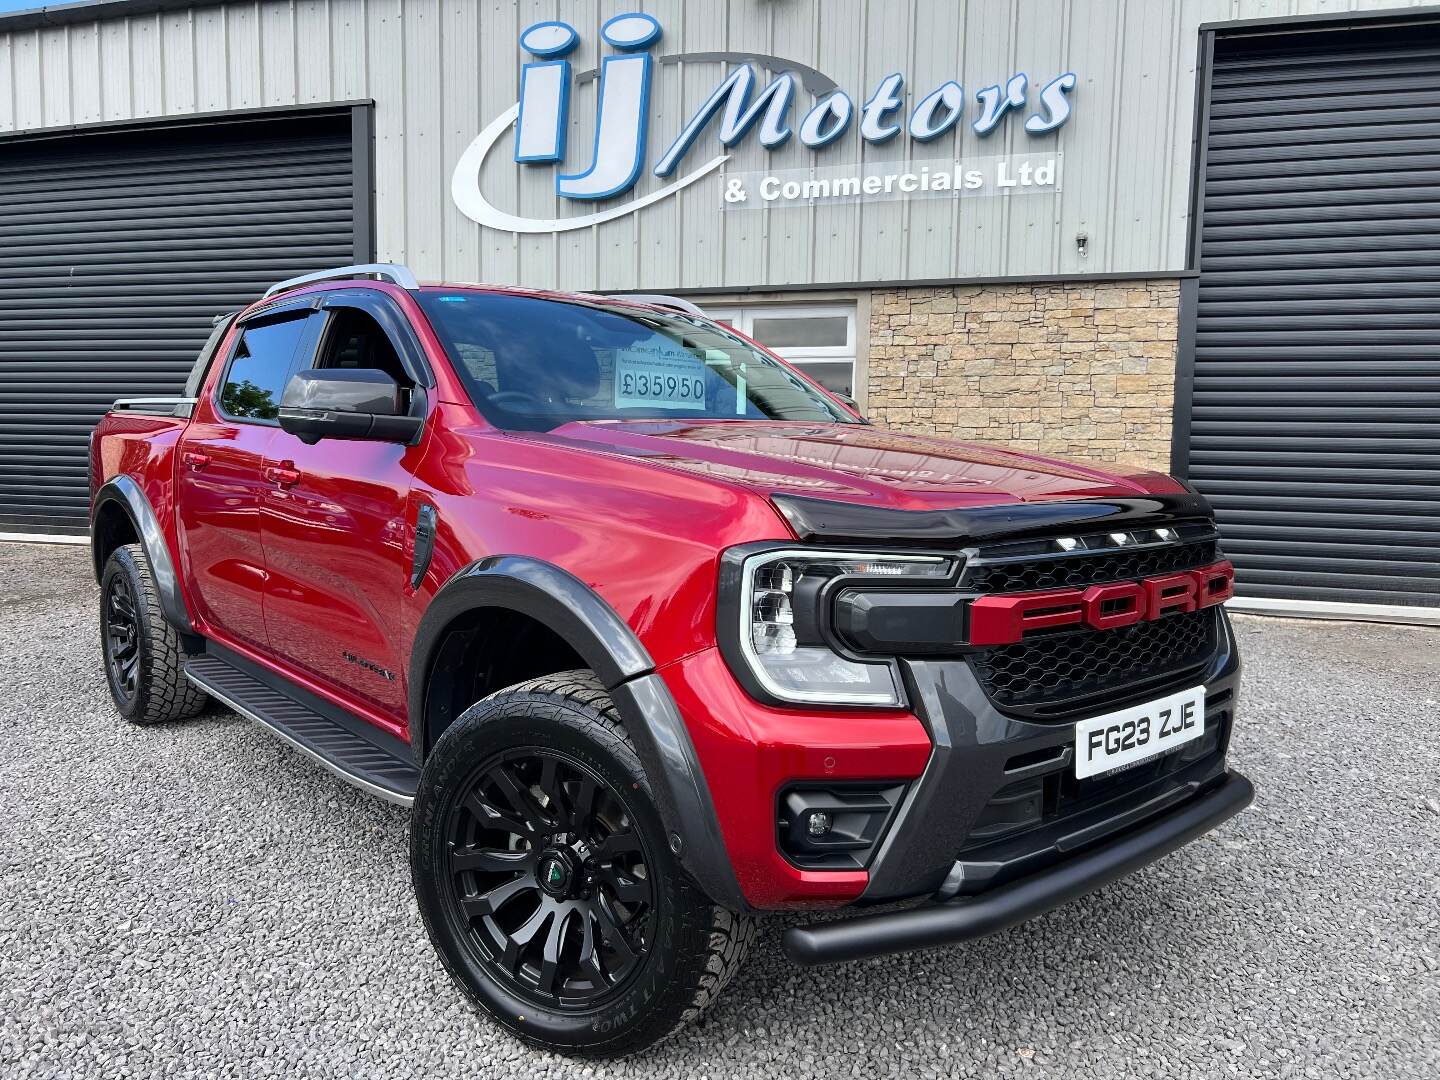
[660,609,1242,911]
[784,768,1255,965]
[859,608,1243,904]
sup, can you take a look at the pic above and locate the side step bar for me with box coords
[185,651,419,807]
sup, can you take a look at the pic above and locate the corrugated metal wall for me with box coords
[0,112,358,530]
[1184,20,1440,609]
[0,0,1434,293]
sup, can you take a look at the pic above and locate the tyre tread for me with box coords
[420,668,754,1057]
[106,544,208,725]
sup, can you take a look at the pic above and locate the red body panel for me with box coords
[90,411,196,615]
[660,647,932,909]
[174,408,276,651]
[409,412,795,668]
[545,419,1185,509]
[90,279,1195,912]
[258,431,419,722]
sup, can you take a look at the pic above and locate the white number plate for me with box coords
[1073,685,1205,779]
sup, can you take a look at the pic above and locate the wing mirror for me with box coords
[833,392,869,423]
[278,369,423,446]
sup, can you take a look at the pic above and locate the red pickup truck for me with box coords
[90,263,1252,1056]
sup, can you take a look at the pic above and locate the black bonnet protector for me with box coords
[770,492,1216,547]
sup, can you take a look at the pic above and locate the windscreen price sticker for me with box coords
[614,348,706,410]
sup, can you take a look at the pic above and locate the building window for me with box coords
[706,303,857,397]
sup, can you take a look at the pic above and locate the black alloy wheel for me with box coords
[98,545,209,725]
[412,671,754,1055]
[103,570,142,703]
[441,748,656,1009]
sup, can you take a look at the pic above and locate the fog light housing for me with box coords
[777,785,905,870]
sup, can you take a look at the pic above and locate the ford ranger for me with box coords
[89,263,1253,1056]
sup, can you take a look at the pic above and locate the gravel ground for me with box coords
[1,542,1436,1080]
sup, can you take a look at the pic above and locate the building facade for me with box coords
[1,0,1437,617]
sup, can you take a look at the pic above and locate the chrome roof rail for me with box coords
[611,292,708,317]
[263,263,420,299]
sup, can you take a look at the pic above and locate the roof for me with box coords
[0,1,203,34]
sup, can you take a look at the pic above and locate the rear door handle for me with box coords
[264,464,301,488]
[181,451,210,470]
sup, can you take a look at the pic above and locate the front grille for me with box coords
[969,608,1217,718]
[965,538,1219,594]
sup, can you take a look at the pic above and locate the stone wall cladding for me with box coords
[865,280,1182,473]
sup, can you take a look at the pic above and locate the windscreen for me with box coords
[416,291,856,431]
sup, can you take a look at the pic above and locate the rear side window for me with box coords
[218,315,310,421]
[184,314,237,399]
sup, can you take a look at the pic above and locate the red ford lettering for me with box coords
[1082,581,1145,631]
[968,560,1235,646]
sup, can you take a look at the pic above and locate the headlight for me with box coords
[735,548,954,707]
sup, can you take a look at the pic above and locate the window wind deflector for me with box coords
[238,296,322,326]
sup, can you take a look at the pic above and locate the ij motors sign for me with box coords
[451,12,1074,234]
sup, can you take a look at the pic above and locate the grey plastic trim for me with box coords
[412,556,655,714]
[0,531,89,545]
[184,666,414,808]
[1227,597,1440,627]
[861,613,1240,903]
[610,674,747,911]
[410,556,745,909]
[111,397,196,417]
[859,658,956,901]
[90,475,193,633]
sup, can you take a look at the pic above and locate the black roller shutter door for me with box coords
[1186,23,1440,609]
[0,110,363,534]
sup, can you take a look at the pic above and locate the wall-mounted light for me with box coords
[1076,232,1090,259]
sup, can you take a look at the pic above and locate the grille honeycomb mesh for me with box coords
[969,609,1216,712]
[966,540,1218,594]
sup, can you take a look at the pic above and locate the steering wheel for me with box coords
[486,389,547,410]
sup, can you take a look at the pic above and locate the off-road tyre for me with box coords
[411,669,754,1057]
[100,544,208,725]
